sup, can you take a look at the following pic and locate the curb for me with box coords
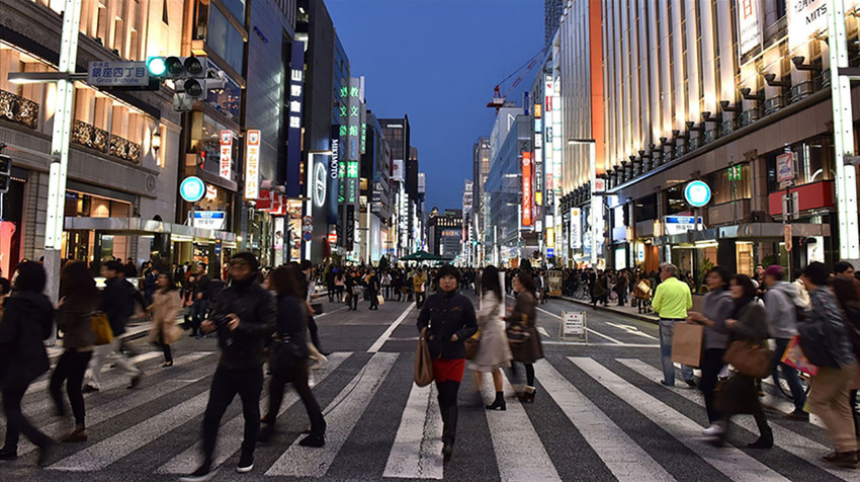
[556,296,660,325]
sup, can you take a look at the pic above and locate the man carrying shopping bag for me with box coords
[652,263,695,388]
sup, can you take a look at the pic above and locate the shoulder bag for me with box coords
[723,339,771,378]
[797,320,839,368]
[464,330,480,360]
[414,326,434,387]
[270,337,303,380]
[506,313,531,345]
[91,311,114,346]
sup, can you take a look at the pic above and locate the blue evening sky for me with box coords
[326,0,545,215]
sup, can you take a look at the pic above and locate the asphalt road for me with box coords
[0,289,854,482]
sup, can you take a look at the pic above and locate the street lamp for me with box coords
[568,139,600,268]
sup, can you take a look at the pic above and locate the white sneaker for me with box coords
[703,423,724,437]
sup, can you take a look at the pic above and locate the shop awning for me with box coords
[64,217,236,243]
[654,222,830,246]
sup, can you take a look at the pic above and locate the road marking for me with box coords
[537,326,550,338]
[570,357,791,482]
[157,352,352,474]
[534,360,675,482]
[542,341,660,348]
[536,307,624,344]
[618,358,846,479]
[482,371,562,482]
[315,306,348,318]
[266,352,399,477]
[368,302,416,353]
[605,322,658,340]
[383,383,443,479]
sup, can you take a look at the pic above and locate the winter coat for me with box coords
[468,291,512,372]
[416,289,478,360]
[274,294,309,360]
[208,279,278,369]
[728,302,769,345]
[506,290,544,364]
[701,289,733,350]
[763,281,801,339]
[102,277,133,336]
[0,291,54,389]
[149,288,183,345]
[56,294,99,350]
[806,288,857,368]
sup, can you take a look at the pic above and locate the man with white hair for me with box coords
[651,263,695,388]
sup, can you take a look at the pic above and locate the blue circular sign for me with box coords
[180,176,206,203]
[302,232,313,242]
[684,181,711,208]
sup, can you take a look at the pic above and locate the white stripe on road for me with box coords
[50,390,212,471]
[536,307,624,345]
[483,372,562,482]
[542,341,660,348]
[605,322,659,340]
[617,358,851,481]
[157,352,352,474]
[570,357,790,482]
[315,306,348,319]
[21,352,214,456]
[368,303,416,353]
[382,383,443,479]
[265,352,399,477]
[533,360,675,482]
[27,351,162,395]
[537,327,550,338]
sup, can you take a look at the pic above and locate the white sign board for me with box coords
[561,311,587,342]
[220,130,232,179]
[776,152,795,183]
[570,207,582,249]
[193,211,226,231]
[787,0,828,51]
[737,0,762,60]
[663,216,705,235]
[244,130,261,200]
[87,61,149,87]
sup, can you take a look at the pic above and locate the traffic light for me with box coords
[0,152,11,194]
[146,56,205,80]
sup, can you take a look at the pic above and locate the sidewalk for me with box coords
[558,296,660,324]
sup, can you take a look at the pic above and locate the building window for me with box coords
[706,163,751,205]
[765,136,836,193]
[666,185,688,215]
[634,193,657,221]
[206,5,244,73]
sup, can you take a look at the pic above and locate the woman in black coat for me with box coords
[416,265,477,462]
[0,262,56,464]
[506,271,544,403]
[259,265,326,447]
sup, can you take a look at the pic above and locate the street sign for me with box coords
[776,152,795,183]
[784,224,793,252]
[684,181,711,207]
[303,215,313,226]
[193,211,226,231]
[302,231,312,242]
[87,61,149,87]
[594,178,606,193]
[560,311,587,343]
[179,176,206,203]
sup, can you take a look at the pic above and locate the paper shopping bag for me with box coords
[377,294,385,306]
[780,335,818,377]
[671,322,704,368]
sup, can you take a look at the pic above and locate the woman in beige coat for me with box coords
[469,266,512,410]
[149,272,182,367]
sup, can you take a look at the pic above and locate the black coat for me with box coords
[208,280,277,369]
[416,290,478,360]
[102,277,134,336]
[275,294,309,360]
[0,291,54,390]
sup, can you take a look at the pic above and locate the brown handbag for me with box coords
[724,339,772,378]
[414,327,434,387]
[464,333,480,360]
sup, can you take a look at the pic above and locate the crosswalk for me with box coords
[2,347,854,481]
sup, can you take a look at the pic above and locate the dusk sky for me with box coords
[326,0,545,215]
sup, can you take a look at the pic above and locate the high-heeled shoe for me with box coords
[162,361,174,368]
[485,391,506,411]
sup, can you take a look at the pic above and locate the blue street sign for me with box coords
[179,176,206,203]
[547,248,554,257]
[684,181,711,208]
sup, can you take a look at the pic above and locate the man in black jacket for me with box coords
[180,252,276,482]
[191,263,212,338]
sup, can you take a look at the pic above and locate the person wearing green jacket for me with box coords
[652,263,695,388]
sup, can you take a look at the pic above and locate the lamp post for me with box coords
[569,139,599,268]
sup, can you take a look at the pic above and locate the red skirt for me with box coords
[432,358,466,383]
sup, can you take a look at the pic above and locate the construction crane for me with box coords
[487,48,547,112]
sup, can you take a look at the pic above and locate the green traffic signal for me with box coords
[146,57,167,77]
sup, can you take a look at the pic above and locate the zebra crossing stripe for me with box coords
[382,383,444,479]
[483,371,562,482]
[265,352,399,477]
[570,357,792,482]
[19,352,214,457]
[617,358,852,481]
[156,352,353,474]
[533,359,675,482]
[27,351,162,395]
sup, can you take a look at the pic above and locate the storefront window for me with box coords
[766,136,835,192]
[634,193,657,221]
[207,6,244,73]
[706,163,751,205]
[191,113,239,176]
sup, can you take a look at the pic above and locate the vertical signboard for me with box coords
[219,130,232,179]
[345,204,355,250]
[346,78,361,205]
[244,129,261,200]
[522,152,534,227]
[737,0,762,61]
[787,0,828,51]
[286,41,305,198]
[571,207,582,250]
[329,129,340,224]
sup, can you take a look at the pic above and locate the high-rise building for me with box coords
[472,136,491,264]
[381,117,412,254]
[544,0,565,48]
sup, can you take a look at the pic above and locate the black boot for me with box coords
[441,405,458,462]
[485,391,506,411]
[747,427,773,449]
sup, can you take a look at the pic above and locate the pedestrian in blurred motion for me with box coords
[51,261,99,443]
[0,262,56,465]
[762,265,808,420]
[416,265,477,462]
[258,265,326,447]
[469,266,512,411]
[191,262,212,339]
[801,262,858,468]
[413,268,427,309]
[180,252,276,481]
[368,269,381,311]
[149,272,182,367]
[83,260,144,393]
[506,271,543,403]
[831,276,860,443]
[687,267,733,438]
[712,274,772,449]
[633,271,652,314]
[652,263,695,388]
